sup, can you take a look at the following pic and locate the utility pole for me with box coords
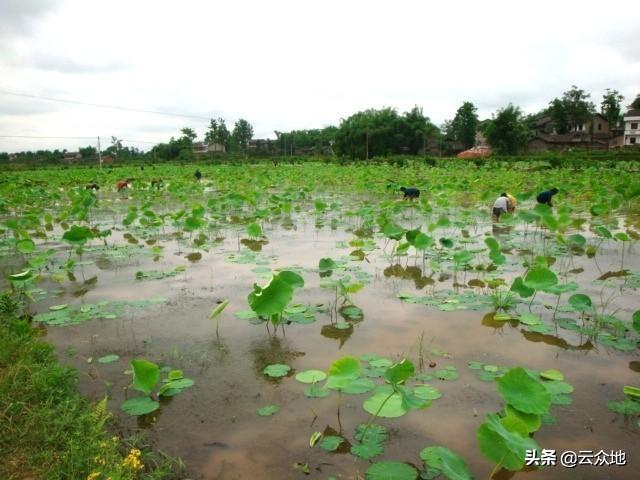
[97,136,102,169]
[365,131,369,161]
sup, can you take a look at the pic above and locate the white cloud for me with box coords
[1,0,639,152]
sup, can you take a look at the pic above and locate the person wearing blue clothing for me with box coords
[400,186,420,200]
[536,188,559,207]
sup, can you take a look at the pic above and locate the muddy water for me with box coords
[15,203,640,480]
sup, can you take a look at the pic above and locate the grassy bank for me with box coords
[0,293,183,480]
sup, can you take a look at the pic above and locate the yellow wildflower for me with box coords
[87,472,101,480]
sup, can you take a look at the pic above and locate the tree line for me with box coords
[2,89,639,163]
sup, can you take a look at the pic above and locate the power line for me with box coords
[0,135,159,145]
[0,89,213,121]
[0,88,280,129]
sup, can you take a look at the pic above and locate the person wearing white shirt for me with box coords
[492,193,509,221]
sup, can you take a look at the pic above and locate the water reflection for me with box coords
[383,264,435,289]
[240,238,268,252]
[249,335,304,381]
[321,323,354,348]
[520,330,594,351]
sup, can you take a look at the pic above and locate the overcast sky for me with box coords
[1,0,639,153]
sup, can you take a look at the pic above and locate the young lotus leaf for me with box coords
[614,232,630,242]
[263,363,291,378]
[497,368,551,414]
[523,266,558,291]
[257,404,280,416]
[503,404,542,433]
[567,234,586,247]
[319,435,343,452]
[97,354,119,364]
[540,369,564,381]
[420,446,473,480]
[594,225,612,238]
[545,281,578,295]
[355,423,388,444]
[131,359,160,396]
[121,396,159,416]
[510,277,534,298]
[365,461,417,480]
[363,392,407,418]
[414,385,442,400]
[633,311,640,335]
[413,232,434,250]
[248,271,304,318]
[246,222,262,238]
[295,369,327,384]
[382,223,405,240]
[517,313,541,325]
[439,237,454,248]
[435,366,458,381]
[326,356,361,390]
[8,269,33,282]
[623,386,640,400]
[351,442,383,459]
[453,250,473,265]
[62,225,93,245]
[318,257,337,272]
[209,299,230,319]
[49,304,68,311]
[16,238,36,254]
[607,399,640,415]
[341,377,376,394]
[568,294,592,312]
[304,384,331,398]
[590,204,608,216]
[476,413,540,471]
[384,359,415,386]
[369,358,393,368]
[541,380,574,396]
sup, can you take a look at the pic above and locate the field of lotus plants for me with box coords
[1,159,639,479]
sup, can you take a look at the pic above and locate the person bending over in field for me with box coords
[400,186,420,200]
[492,193,509,221]
[117,178,133,192]
[507,193,516,213]
[536,188,559,207]
[195,169,202,181]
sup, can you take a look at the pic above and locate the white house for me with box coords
[623,109,640,146]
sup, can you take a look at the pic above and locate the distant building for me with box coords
[527,113,616,152]
[63,152,81,164]
[192,142,225,156]
[623,109,640,146]
[101,154,115,165]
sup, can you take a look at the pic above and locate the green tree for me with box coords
[231,119,254,151]
[548,85,595,133]
[484,104,530,155]
[450,101,479,149]
[78,145,97,159]
[600,89,624,128]
[205,118,231,150]
[334,107,438,159]
[180,128,197,143]
[630,95,640,110]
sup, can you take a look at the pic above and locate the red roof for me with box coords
[457,146,492,158]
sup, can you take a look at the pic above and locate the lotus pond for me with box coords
[1,160,639,480]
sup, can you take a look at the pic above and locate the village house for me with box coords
[192,142,225,156]
[623,109,640,146]
[527,113,622,152]
[63,151,82,164]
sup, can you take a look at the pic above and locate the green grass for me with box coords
[0,293,183,480]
